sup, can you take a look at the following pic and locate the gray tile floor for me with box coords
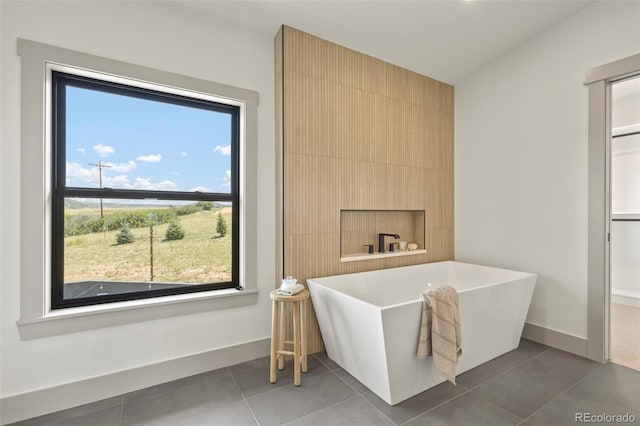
[10,339,640,426]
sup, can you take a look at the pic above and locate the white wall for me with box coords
[1,0,274,401]
[455,1,640,339]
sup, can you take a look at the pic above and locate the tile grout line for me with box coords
[281,360,406,426]
[229,368,261,426]
[280,394,362,426]
[465,347,552,392]
[243,366,365,426]
[247,369,338,401]
[312,353,341,372]
[518,362,607,425]
[330,368,366,395]
[398,388,472,426]
[236,365,342,418]
[118,395,124,426]
[357,393,399,426]
[238,362,299,400]
[324,363,398,426]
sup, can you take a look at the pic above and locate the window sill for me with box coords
[17,288,259,340]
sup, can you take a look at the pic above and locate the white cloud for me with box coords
[132,177,177,190]
[93,144,115,157]
[105,160,136,173]
[132,177,151,188]
[103,175,131,188]
[67,162,131,188]
[221,170,231,188]
[77,148,86,155]
[180,151,188,157]
[136,154,162,163]
[66,162,176,190]
[190,186,211,192]
[213,145,231,156]
[67,162,98,184]
[154,180,178,190]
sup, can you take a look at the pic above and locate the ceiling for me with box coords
[175,0,594,84]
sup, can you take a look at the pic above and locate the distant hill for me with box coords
[64,199,94,209]
[64,200,171,210]
[63,199,201,210]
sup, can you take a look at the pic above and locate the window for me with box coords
[18,39,259,338]
[51,70,240,309]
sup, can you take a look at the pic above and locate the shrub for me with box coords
[165,221,185,241]
[64,209,179,236]
[216,212,228,237]
[196,201,214,211]
[116,223,135,245]
[175,204,201,216]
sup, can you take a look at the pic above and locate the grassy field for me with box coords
[64,207,232,284]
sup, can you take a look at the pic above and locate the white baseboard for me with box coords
[0,337,270,425]
[611,293,640,308]
[522,322,588,358]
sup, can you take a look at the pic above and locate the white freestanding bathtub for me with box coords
[307,261,536,405]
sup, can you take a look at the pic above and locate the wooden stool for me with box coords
[269,289,309,386]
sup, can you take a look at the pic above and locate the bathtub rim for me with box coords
[307,260,538,311]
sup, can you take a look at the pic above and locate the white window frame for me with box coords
[16,39,259,339]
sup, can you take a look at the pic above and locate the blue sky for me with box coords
[65,85,232,194]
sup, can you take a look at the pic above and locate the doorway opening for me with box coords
[609,76,640,371]
[585,53,640,364]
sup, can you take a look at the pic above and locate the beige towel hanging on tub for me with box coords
[417,285,462,384]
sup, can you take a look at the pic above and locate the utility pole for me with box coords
[89,161,111,219]
[148,214,157,283]
[149,223,154,282]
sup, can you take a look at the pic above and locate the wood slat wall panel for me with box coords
[276,26,454,354]
[337,158,377,209]
[284,153,340,235]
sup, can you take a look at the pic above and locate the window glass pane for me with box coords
[64,85,232,193]
[63,198,232,301]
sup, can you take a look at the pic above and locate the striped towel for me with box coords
[417,285,462,384]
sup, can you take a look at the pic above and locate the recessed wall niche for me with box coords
[340,210,426,261]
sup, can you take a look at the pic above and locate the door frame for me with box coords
[585,53,640,363]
